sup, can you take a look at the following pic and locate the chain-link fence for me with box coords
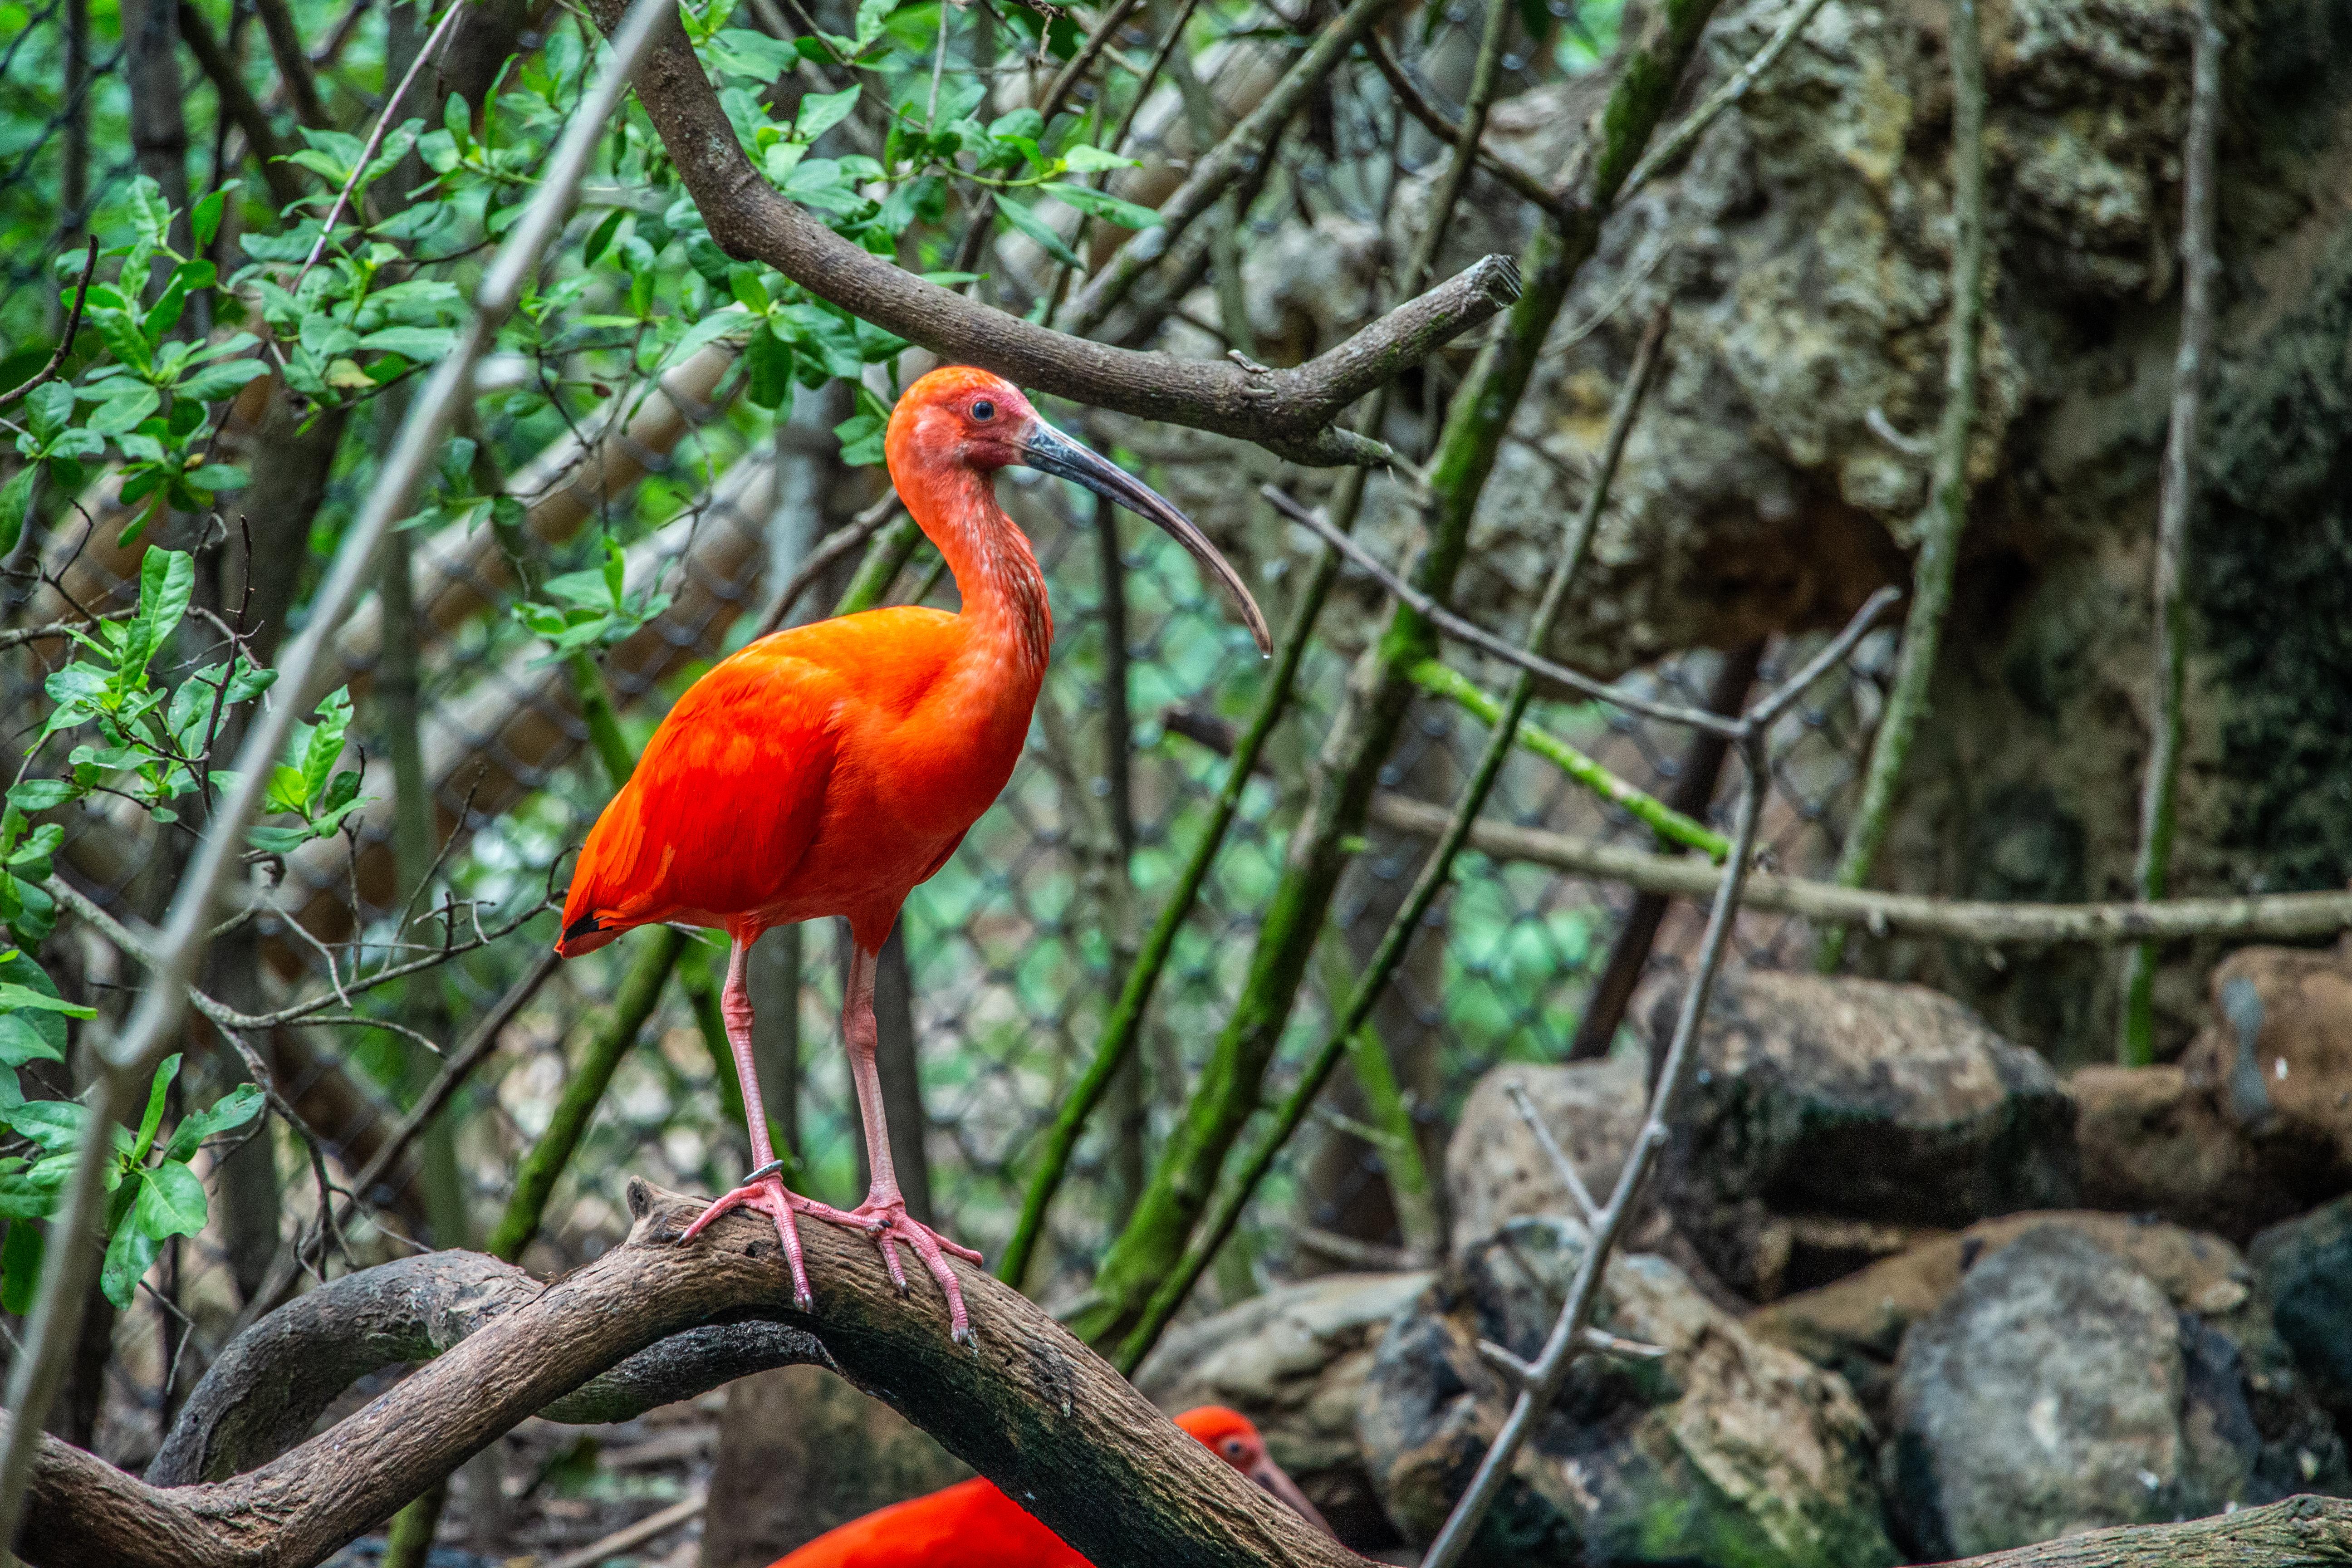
[0,0,1890,1543]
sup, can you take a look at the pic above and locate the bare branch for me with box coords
[0,236,98,411]
[1363,33,1571,222]
[17,1182,1354,1568]
[581,0,1520,465]
[1502,1080,1602,1226]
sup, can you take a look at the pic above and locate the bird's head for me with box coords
[1174,1405,1337,1539]
[887,367,1272,655]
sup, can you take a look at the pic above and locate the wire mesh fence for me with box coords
[0,0,1889,1506]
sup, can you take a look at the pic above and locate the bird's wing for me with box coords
[562,643,847,943]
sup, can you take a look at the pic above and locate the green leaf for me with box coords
[666,304,756,365]
[85,384,161,436]
[135,1161,208,1238]
[796,86,861,143]
[744,324,796,408]
[1060,144,1137,173]
[995,196,1083,269]
[182,462,250,492]
[132,1053,180,1164]
[175,358,269,402]
[126,177,174,246]
[852,0,895,49]
[123,548,196,678]
[6,1099,89,1154]
[300,689,354,806]
[192,184,234,249]
[582,207,627,269]
[1043,182,1162,229]
[165,1083,264,1163]
[2,1221,44,1316]
[6,779,73,814]
[728,266,772,314]
[0,1171,53,1221]
[357,326,456,361]
[0,948,88,1069]
[100,1212,161,1308]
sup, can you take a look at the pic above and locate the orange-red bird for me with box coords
[557,368,1269,1339]
[769,1406,1332,1567]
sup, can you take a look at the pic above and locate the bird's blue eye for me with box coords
[971,400,995,421]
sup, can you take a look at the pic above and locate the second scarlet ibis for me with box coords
[768,1406,1333,1567]
[557,367,1269,1340]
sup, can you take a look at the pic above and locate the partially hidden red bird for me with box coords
[769,1406,1333,1567]
[557,367,1270,1340]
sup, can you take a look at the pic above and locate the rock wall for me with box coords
[1127,0,2352,1065]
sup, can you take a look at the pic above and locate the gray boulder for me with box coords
[2251,1195,2352,1436]
[1446,1056,1646,1262]
[1651,970,2078,1297]
[1132,1269,1433,1548]
[1885,1225,2328,1559]
[1358,1221,1896,1567]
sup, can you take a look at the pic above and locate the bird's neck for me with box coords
[899,461,1052,676]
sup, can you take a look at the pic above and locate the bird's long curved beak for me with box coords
[1248,1453,1337,1539]
[1021,421,1273,656]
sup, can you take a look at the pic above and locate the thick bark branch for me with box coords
[14,1181,1359,1568]
[580,0,1518,465]
[149,1249,828,1485]
[1936,1494,2352,1566]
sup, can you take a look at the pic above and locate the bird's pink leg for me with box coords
[677,935,830,1312]
[804,942,983,1343]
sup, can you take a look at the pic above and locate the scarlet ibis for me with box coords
[557,367,1270,1340]
[769,1405,1333,1567]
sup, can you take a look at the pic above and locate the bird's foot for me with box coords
[678,1168,827,1312]
[812,1195,983,1344]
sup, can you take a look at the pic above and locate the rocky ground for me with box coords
[1132,942,2352,1566]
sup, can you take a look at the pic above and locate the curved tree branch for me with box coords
[15,1181,1359,1568]
[581,0,1520,466]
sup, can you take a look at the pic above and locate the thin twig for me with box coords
[1502,1080,1602,1226]
[292,0,466,289]
[1265,488,1742,736]
[0,236,98,410]
[1416,742,1769,1568]
[1362,33,1569,222]
[2120,0,2223,1063]
[747,492,902,639]
[1816,0,1987,972]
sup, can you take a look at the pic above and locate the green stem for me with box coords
[2121,0,2221,1064]
[1314,936,1438,1259]
[567,650,636,788]
[1112,279,1673,1372]
[997,0,1517,1295]
[1816,0,1987,974]
[1073,0,1727,1347]
[1406,659,1728,860]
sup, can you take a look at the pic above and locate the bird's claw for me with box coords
[680,1171,822,1312]
[806,1195,981,1343]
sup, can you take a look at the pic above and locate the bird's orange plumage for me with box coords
[560,368,1052,958]
[553,365,1267,1339]
[767,1408,1318,1568]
